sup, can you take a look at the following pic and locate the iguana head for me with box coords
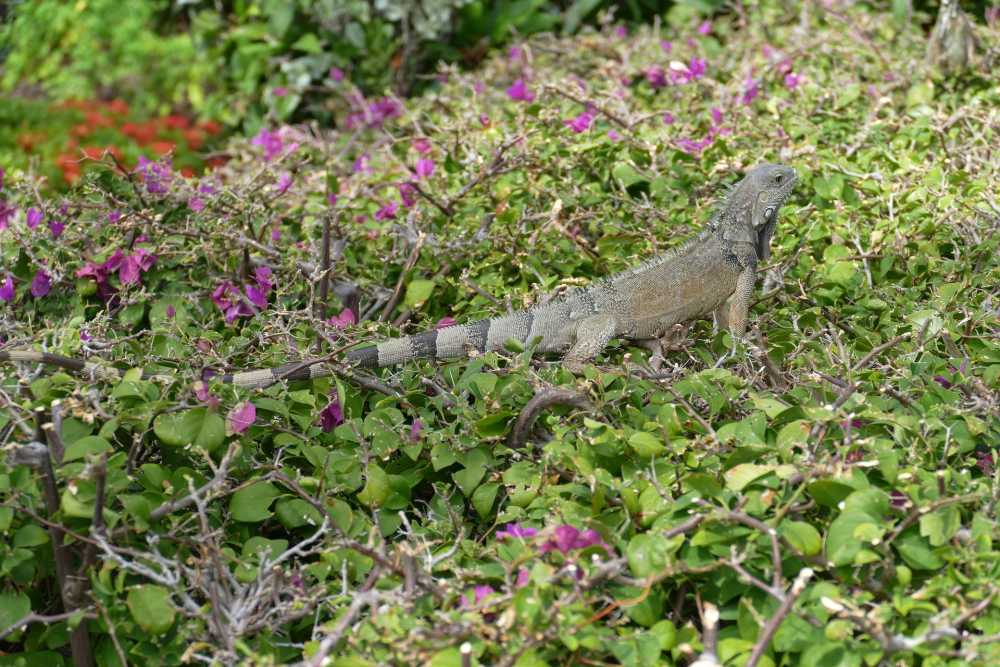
[718,163,797,261]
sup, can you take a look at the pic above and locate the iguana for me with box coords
[1,163,797,388]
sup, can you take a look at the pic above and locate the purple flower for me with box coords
[107,210,121,224]
[188,197,205,212]
[135,155,172,194]
[198,181,217,195]
[644,67,667,89]
[166,304,176,319]
[784,72,802,89]
[0,275,14,302]
[352,154,370,174]
[328,308,356,329]
[375,201,398,221]
[539,525,611,556]
[515,567,530,588]
[463,585,495,608]
[211,281,252,323]
[273,86,287,97]
[48,220,65,239]
[506,79,535,102]
[412,138,432,154]
[409,419,423,443]
[976,451,995,476]
[660,40,672,53]
[436,316,458,329]
[889,490,909,508]
[662,112,675,125]
[80,330,90,342]
[0,167,3,190]
[399,183,417,207]
[319,394,344,432]
[614,25,627,38]
[26,207,43,229]
[276,172,293,195]
[607,129,621,142]
[31,270,51,298]
[327,193,338,206]
[496,523,538,540]
[688,57,707,79]
[697,20,712,35]
[0,201,16,230]
[742,77,760,105]
[271,227,281,243]
[710,107,724,126]
[228,401,256,434]
[933,375,952,389]
[252,128,284,161]
[329,67,345,82]
[564,109,596,133]
[414,158,435,179]
[677,135,714,156]
[508,45,523,62]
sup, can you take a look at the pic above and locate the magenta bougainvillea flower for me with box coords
[0,200,16,230]
[645,66,668,89]
[329,67,345,82]
[784,72,803,89]
[462,585,495,608]
[399,183,417,207]
[30,270,51,298]
[192,381,220,409]
[345,97,403,129]
[48,220,65,239]
[211,267,273,323]
[119,247,156,285]
[352,154,370,174]
[508,45,523,62]
[412,138,432,154]
[614,25,627,38]
[252,128,284,161]
[272,86,287,97]
[409,419,423,442]
[496,523,538,540]
[228,401,256,435]
[188,197,205,212]
[375,201,399,221]
[26,207,43,229]
[436,316,457,329]
[539,525,613,556]
[0,275,14,302]
[698,20,712,35]
[107,210,121,224]
[506,78,535,102]
[662,112,675,125]
[328,308,356,329]
[135,155,172,194]
[276,172,293,195]
[742,77,760,105]
[516,567,530,588]
[660,39,672,53]
[564,109,596,133]
[414,158,435,179]
[319,393,344,432]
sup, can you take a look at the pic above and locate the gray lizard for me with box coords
[1,163,796,387]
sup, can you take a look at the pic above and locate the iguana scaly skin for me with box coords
[1,163,797,387]
[345,162,797,371]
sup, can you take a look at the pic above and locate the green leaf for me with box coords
[627,431,665,458]
[807,480,855,508]
[153,408,225,453]
[13,524,49,548]
[357,463,390,508]
[626,533,673,578]
[472,482,499,519]
[62,435,112,462]
[724,463,773,491]
[126,585,175,636]
[781,520,822,557]
[404,279,435,307]
[0,592,31,632]
[229,482,281,522]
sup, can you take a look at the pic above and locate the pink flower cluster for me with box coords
[211,266,274,324]
[135,155,172,194]
[77,247,157,300]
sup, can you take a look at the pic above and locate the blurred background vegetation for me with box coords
[0,0,994,188]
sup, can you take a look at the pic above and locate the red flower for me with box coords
[164,114,190,130]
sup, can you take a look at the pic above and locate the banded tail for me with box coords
[345,306,563,368]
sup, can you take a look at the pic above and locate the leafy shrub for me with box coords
[1,2,999,666]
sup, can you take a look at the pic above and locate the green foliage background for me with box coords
[1,1,1000,666]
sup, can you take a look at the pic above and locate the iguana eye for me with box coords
[773,173,784,184]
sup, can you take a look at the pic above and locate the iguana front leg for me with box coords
[563,313,618,373]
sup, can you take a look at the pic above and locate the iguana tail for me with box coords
[346,309,541,368]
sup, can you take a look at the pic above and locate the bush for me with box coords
[1,2,999,665]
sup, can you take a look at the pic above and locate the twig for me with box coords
[746,568,814,667]
[507,387,593,449]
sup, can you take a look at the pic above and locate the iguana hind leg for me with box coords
[563,313,617,373]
